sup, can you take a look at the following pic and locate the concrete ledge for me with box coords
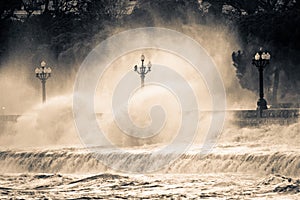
[1,109,298,128]
[0,115,21,122]
[233,109,299,119]
[231,109,299,127]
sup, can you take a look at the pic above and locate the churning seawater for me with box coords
[0,96,299,199]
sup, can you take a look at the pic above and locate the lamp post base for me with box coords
[257,98,268,110]
[257,98,268,117]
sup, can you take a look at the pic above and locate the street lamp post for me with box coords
[252,48,271,117]
[35,61,52,103]
[134,54,152,88]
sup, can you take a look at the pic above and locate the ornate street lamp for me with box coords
[134,54,152,88]
[35,61,52,103]
[252,48,271,116]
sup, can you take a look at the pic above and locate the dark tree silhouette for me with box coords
[133,0,200,23]
[0,0,22,20]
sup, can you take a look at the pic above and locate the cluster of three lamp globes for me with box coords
[35,61,52,78]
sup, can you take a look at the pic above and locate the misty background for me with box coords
[0,0,300,114]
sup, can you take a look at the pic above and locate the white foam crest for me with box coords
[0,95,81,148]
[0,147,299,176]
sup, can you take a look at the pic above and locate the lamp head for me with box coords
[46,67,52,74]
[254,53,260,61]
[41,61,46,67]
[147,61,152,71]
[35,68,40,74]
[265,52,271,60]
